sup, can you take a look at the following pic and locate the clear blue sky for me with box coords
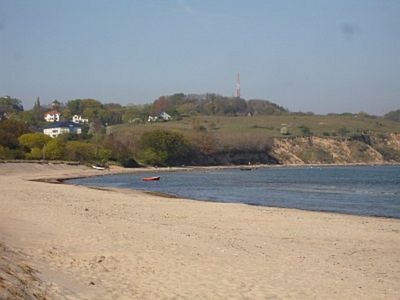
[1,0,399,114]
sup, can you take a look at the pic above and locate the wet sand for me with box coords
[0,163,399,299]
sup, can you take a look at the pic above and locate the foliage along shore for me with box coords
[1,132,399,167]
[1,94,400,167]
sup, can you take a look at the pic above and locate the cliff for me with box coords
[271,133,400,165]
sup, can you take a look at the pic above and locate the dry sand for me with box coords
[0,163,399,299]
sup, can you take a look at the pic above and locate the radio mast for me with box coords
[235,73,241,98]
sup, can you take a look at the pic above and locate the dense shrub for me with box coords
[376,146,400,161]
[44,139,66,160]
[0,145,13,159]
[65,141,97,162]
[298,125,312,136]
[349,134,371,145]
[18,133,52,160]
[19,133,51,149]
[25,147,43,160]
[138,129,191,166]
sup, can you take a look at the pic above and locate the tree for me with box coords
[65,141,96,161]
[44,139,66,160]
[102,107,123,125]
[19,133,51,149]
[102,132,138,164]
[67,98,103,117]
[190,131,219,155]
[247,99,287,115]
[96,148,112,164]
[0,96,24,114]
[19,133,52,160]
[138,130,191,166]
[51,100,62,111]
[384,109,400,122]
[0,119,30,149]
[67,99,82,115]
[152,96,170,115]
[0,145,13,159]
[32,97,44,122]
[61,107,72,120]
[122,106,143,123]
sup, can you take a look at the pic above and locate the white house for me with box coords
[44,111,61,122]
[159,112,172,121]
[72,114,89,124]
[147,112,172,122]
[147,115,158,122]
[43,121,82,138]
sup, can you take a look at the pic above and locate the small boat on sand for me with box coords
[142,176,160,181]
[92,165,105,170]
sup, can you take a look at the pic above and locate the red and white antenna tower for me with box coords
[235,73,241,98]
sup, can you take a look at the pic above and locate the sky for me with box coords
[0,0,399,115]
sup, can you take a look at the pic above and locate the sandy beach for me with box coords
[0,163,399,299]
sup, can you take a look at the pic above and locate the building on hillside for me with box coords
[159,112,172,121]
[44,111,61,122]
[147,112,172,122]
[43,121,82,138]
[147,115,158,122]
[72,114,89,124]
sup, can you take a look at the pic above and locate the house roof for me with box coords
[43,121,82,129]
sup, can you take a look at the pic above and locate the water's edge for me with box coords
[62,165,400,219]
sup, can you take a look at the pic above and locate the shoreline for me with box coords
[1,163,400,299]
[2,158,400,169]
[61,163,400,221]
[61,182,400,222]
[22,159,400,183]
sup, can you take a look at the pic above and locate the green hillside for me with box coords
[110,113,400,139]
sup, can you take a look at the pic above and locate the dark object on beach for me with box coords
[142,176,160,181]
[120,158,141,168]
[240,167,254,171]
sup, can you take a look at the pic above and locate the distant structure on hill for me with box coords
[235,73,241,98]
[72,114,89,124]
[43,121,82,138]
[44,110,61,122]
[147,111,172,122]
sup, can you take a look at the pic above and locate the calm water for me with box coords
[67,165,400,219]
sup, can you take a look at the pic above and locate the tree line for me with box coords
[1,94,288,128]
[1,95,399,167]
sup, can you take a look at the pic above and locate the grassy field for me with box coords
[110,114,400,139]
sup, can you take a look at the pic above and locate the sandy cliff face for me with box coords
[271,134,400,165]
[385,133,400,148]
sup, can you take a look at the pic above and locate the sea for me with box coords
[67,165,400,219]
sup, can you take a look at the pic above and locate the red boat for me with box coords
[142,176,160,181]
